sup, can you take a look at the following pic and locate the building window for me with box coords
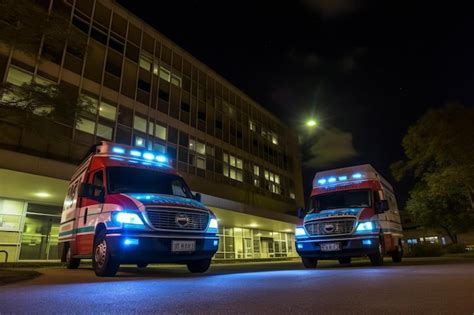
[159,66,171,82]
[133,115,147,133]
[6,67,32,86]
[264,169,281,194]
[206,145,215,156]
[97,123,113,140]
[81,94,98,114]
[139,54,153,72]
[196,156,206,169]
[253,165,260,176]
[272,134,278,145]
[196,141,206,155]
[99,101,117,121]
[134,135,145,147]
[76,118,95,134]
[249,120,256,132]
[290,192,296,200]
[155,123,167,140]
[223,153,243,182]
[171,74,181,87]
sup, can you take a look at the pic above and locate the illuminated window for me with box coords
[264,169,281,195]
[171,74,181,87]
[253,165,260,176]
[290,192,296,200]
[99,101,116,121]
[139,54,152,72]
[249,120,256,132]
[97,123,113,140]
[159,66,171,82]
[134,135,145,147]
[155,123,167,140]
[133,115,147,133]
[196,141,206,155]
[272,134,278,145]
[223,153,243,182]
[196,157,205,169]
[6,67,32,86]
[76,118,95,134]
[81,94,98,114]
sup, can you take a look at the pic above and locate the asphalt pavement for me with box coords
[1,258,473,314]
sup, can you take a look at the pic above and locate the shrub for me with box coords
[404,243,443,257]
[444,243,467,254]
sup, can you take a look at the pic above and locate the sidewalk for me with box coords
[0,269,41,285]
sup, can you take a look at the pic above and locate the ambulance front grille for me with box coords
[305,219,356,236]
[145,208,210,231]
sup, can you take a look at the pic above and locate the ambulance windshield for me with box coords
[310,189,371,212]
[107,167,193,199]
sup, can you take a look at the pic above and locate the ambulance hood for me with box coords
[304,208,364,221]
[122,193,208,211]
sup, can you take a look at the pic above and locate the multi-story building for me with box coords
[0,0,304,262]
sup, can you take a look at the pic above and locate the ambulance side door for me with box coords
[76,169,105,255]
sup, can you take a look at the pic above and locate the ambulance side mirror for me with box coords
[79,183,105,203]
[375,200,389,214]
[194,192,202,202]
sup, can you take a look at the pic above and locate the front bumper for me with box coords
[106,231,218,264]
[296,235,379,259]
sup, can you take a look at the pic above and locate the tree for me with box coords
[392,104,474,243]
[0,0,89,139]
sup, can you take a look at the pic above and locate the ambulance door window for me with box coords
[91,170,104,187]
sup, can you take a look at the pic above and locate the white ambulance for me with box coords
[58,141,219,276]
[295,164,403,267]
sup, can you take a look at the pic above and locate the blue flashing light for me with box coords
[156,155,168,163]
[338,175,348,181]
[297,243,303,249]
[112,147,125,154]
[362,239,372,246]
[130,150,142,157]
[328,177,337,183]
[352,173,363,179]
[145,195,151,200]
[124,238,139,246]
[317,178,327,185]
[213,240,219,247]
[143,152,155,160]
[356,221,374,232]
[114,212,144,226]
[295,227,307,237]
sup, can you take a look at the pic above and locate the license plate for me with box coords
[320,242,341,251]
[171,240,196,252]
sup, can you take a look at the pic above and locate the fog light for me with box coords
[213,240,219,247]
[362,239,372,246]
[297,243,303,249]
[124,238,139,246]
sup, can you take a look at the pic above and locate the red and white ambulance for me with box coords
[58,141,219,276]
[295,164,403,267]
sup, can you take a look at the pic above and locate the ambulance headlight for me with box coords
[114,212,144,226]
[206,217,218,233]
[295,227,307,237]
[356,221,374,232]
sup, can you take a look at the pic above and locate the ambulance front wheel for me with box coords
[369,238,384,266]
[301,257,318,268]
[187,258,212,273]
[93,229,120,277]
[65,245,80,269]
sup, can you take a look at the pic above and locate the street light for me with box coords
[306,119,317,127]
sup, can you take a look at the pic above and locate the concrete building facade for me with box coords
[0,0,304,262]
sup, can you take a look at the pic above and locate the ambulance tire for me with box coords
[93,229,120,277]
[369,238,384,266]
[187,258,212,273]
[301,257,318,268]
[65,245,80,269]
[338,257,351,265]
[137,263,149,268]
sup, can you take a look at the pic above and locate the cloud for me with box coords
[302,0,363,18]
[304,127,358,167]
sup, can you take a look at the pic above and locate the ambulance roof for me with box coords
[313,164,393,191]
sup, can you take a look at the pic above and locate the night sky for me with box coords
[118,0,474,207]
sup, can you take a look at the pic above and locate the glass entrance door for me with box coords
[19,203,61,260]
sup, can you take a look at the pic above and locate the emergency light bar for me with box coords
[314,172,366,187]
[111,145,169,164]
